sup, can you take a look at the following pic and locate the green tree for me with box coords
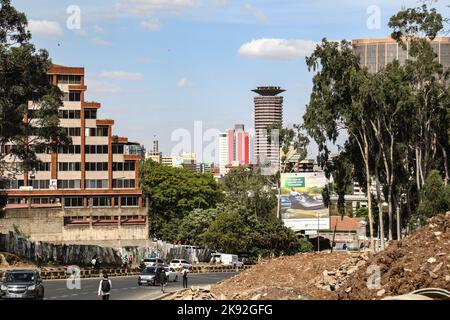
[202,211,250,254]
[178,207,220,244]
[414,170,450,226]
[140,160,222,241]
[222,166,276,219]
[0,0,69,183]
[304,39,376,250]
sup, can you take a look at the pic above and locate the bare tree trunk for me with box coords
[415,147,422,195]
[442,146,449,186]
[374,161,385,250]
[364,140,375,252]
[396,200,401,240]
[387,189,393,241]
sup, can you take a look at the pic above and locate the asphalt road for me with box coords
[42,272,237,300]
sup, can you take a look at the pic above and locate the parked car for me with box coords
[138,266,166,286]
[143,258,164,267]
[169,259,191,270]
[164,266,179,282]
[0,269,44,300]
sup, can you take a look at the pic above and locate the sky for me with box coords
[12,0,450,162]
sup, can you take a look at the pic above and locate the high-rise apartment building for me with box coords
[145,139,162,163]
[227,124,250,166]
[1,65,144,209]
[253,86,284,172]
[352,37,450,73]
[218,133,228,176]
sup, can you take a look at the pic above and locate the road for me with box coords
[43,272,237,300]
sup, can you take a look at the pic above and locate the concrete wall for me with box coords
[0,207,149,248]
[0,231,122,266]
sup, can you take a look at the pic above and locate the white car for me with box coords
[164,267,180,282]
[143,258,164,267]
[169,259,191,270]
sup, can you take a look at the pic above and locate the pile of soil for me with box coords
[336,213,450,300]
[210,252,350,300]
[0,252,36,270]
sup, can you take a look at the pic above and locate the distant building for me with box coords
[253,86,284,172]
[145,139,162,163]
[320,216,367,245]
[196,162,214,174]
[352,37,450,73]
[218,133,229,176]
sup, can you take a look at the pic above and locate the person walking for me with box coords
[156,267,167,293]
[182,267,189,289]
[98,273,112,300]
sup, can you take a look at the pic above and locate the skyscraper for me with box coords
[253,86,284,172]
[218,133,228,176]
[226,124,250,167]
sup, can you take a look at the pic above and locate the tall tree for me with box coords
[304,39,376,251]
[0,0,69,183]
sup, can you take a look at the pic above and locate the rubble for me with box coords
[337,214,450,300]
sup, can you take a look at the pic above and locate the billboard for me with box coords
[280,172,330,231]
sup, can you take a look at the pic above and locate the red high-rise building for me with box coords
[225,124,250,167]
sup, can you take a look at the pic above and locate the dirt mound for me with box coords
[210,252,351,300]
[0,252,36,270]
[336,213,450,300]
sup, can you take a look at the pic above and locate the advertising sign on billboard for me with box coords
[280,172,330,231]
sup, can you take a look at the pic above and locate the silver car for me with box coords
[0,270,44,300]
[164,267,179,282]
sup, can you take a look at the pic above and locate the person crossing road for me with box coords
[98,273,112,300]
[182,267,189,289]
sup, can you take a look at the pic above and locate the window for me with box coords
[85,162,108,171]
[85,145,108,154]
[112,179,135,189]
[113,161,135,171]
[69,91,81,102]
[85,179,108,189]
[85,127,108,137]
[84,109,97,119]
[58,162,81,171]
[35,162,50,172]
[121,196,138,207]
[57,75,81,84]
[58,110,81,119]
[64,197,83,207]
[29,180,50,190]
[112,144,124,154]
[92,196,111,207]
[58,145,81,154]
[64,127,81,136]
[5,180,24,189]
[57,180,81,189]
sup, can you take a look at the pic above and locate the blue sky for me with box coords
[12,0,450,162]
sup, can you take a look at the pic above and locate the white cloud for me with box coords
[238,38,318,60]
[74,28,88,37]
[28,20,64,37]
[92,38,112,46]
[99,71,144,81]
[88,80,122,94]
[115,0,200,15]
[94,24,106,34]
[177,76,193,88]
[140,19,162,32]
[243,3,267,23]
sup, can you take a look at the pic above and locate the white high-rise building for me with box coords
[218,133,228,176]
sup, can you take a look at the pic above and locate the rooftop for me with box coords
[252,86,285,96]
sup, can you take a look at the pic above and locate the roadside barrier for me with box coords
[0,264,252,280]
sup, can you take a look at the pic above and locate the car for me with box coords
[164,267,179,282]
[0,269,44,300]
[169,259,191,270]
[289,192,325,210]
[138,266,166,286]
[143,258,164,267]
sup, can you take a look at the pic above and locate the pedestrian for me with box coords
[36,255,42,269]
[156,267,167,293]
[182,267,189,289]
[91,256,97,270]
[98,273,112,300]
